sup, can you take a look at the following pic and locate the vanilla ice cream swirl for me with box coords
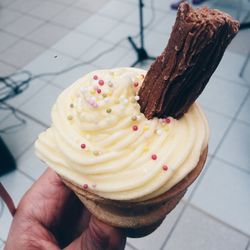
[35,68,209,201]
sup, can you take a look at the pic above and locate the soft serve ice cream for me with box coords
[35,67,209,201]
[35,3,239,237]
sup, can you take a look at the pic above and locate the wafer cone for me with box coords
[61,146,208,238]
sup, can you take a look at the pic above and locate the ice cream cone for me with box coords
[61,146,208,238]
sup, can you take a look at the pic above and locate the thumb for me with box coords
[64,216,126,250]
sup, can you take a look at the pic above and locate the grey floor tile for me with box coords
[1,40,45,68]
[247,240,250,250]
[201,108,232,155]
[228,29,250,56]
[0,0,17,7]
[0,108,11,125]
[27,22,69,48]
[0,171,34,240]
[144,30,170,56]
[52,6,91,29]
[17,145,47,180]
[115,50,137,68]
[198,76,248,118]
[0,8,21,29]
[217,121,250,171]
[52,31,97,58]
[81,40,129,68]
[0,114,45,159]
[51,62,96,89]
[149,11,176,35]
[73,0,110,12]
[124,4,165,30]
[214,51,247,85]
[0,240,3,249]
[19,84,62,126]
[97,0,136,20]
[103,22,139,48]
[241,55,250,86]
[0,61,17,75]
[76,14,119,39]
[238,94,250,125]
[164,206,249,250]
[4,15,44,37]
[28,1,66,20]
[125,243,135,250]
[0,31,18,53]
[23,50,75,80]
[8,0,41,13]
[191,158,250,235]
[128,202,184,250]
[6,79,48,108]
[53,0,78,5]
[153,0,173,12]
[183,155,211,201]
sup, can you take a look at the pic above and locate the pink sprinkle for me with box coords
[165,117,171,124]
[93,75,98,80]
[83,184,88,189]
[92,184,97,188]
[98,80,104,86]
[97,88,102,94]
[163,165,168,171]
[151,154,157,160]
[81,143,86,149]
[134,82,139,88]
[132,125,138,131]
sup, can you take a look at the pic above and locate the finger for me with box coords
[18,168,73,225]
[64,216,126,250]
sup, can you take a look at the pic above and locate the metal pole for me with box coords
[139,0,144,48]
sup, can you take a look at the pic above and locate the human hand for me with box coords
[5,169,126,250]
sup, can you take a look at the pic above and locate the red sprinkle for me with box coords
[98,79,104,86]
[132,125,138,131]
[83,184,88,189]
[162,165,168,171]
[97,88,102,94]
[166,118,171,123]
[81,143,86,149]
[93,75,98,80]
[151,154,157,160]
[134,82,139,88]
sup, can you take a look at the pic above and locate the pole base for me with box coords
[128,36,156,67]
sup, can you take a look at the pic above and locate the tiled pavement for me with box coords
[0,0,250,249]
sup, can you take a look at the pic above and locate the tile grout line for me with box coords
[214,74,250,88]
[2,103,48,129]
[186,87,250,201]
[162,85,250,249]
[1,8,137,69]
[214,155,250,175]
[202,105,245,122]
[1,1,96,59]
[245,238,250,250]
[159,156,214,250]
[188,202,250,238]
[16,168,36,182]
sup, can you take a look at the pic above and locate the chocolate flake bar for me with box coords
[138,2,239,119]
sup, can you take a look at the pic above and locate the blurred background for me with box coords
[0,0,249,249]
